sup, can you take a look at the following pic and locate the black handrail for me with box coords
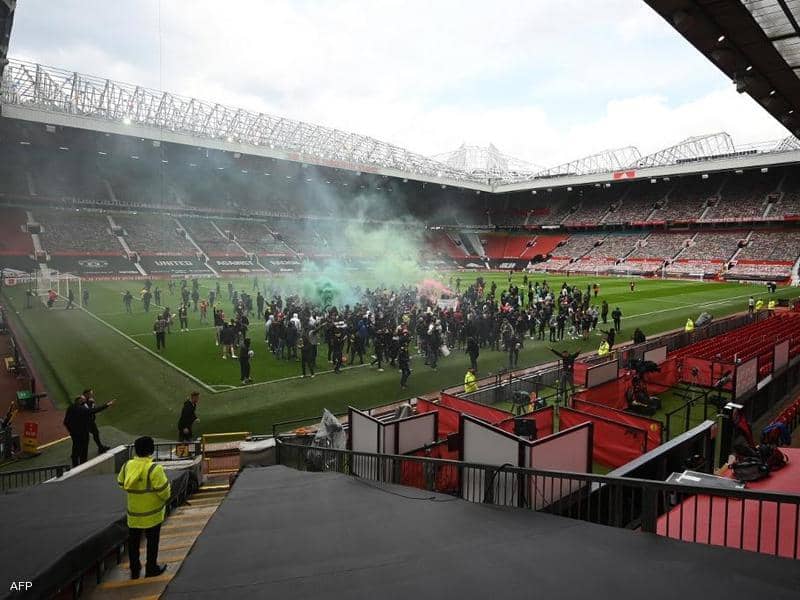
[0,464,70,492]
[276,439,800,558]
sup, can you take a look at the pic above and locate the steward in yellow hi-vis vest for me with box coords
[117,436,170,579]
[464,368,478,394]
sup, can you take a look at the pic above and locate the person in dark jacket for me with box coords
[612,306,622,331]
[633,328,646,345]
[83,389,111,454]
[600,327,616,349]
[177,392,199,442]
[398,336,411,389]
[465,336,479,372]
[239,338,253,384]
[550,348,581,403]
[63,395,114,467]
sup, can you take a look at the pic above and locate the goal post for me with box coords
[34,269,82,308]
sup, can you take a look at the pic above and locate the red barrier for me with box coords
[496,406,554,438]
[438,393,512,424]
[400,440,459,493]
[559,408,647,469]
[573,399,661,450]
[572,375,629,410]
[416,398,460,438]
[645,358,679,392]
[573,362,588,386]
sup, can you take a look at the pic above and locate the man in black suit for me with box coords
[63,395,114,467]
[177,392,199,442]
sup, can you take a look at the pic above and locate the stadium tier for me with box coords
[627,232,689,260]
[679,231,744,262]
[113,213,197,257]
[603,182,671,224]
[35,209,122,256]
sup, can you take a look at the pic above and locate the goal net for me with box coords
[34,269,82,308]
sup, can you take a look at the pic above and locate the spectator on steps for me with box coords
[118,436,169,580]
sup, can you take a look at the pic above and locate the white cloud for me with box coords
[7,0,791,169]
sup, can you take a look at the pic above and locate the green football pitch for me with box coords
[1,273,795,445]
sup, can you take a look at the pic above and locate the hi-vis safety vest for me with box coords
[464,371,478,394]
[598,341,610,356]
[768,300,776,311]
[685,319,695,332]
[117,456,171,529]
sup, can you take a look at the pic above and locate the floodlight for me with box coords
[717,35,725,43]
[701,173,708,179]
[122,116,132,125]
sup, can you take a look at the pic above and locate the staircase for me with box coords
[84,483,230,600]
[728,230,753,263]
[671,232,698,260]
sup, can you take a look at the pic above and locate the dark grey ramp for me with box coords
[163,466,800,600]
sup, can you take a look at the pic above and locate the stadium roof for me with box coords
[645,0,800,136]
[432,143,542,181]
[2,58,800,192]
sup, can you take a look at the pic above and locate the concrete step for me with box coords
[90,573,173,600]
[181,497,223,508]
[170,505,218,518]
[118,548,189,571]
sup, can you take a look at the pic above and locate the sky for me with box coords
[8,0,789,169]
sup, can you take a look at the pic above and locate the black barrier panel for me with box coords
[212,258,267,272]
[47,255,139,275]
[488,259,530,270]
[0,255,38,273]
[263,258,303,272]
[138,255,212,275]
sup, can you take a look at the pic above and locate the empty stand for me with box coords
[627,232,687,260]
[607,182,671,223]
[584,233,643,260]
[36,209,121,255]
[680,232,743,262]
[181,218,245,257]
[703,171,779,221]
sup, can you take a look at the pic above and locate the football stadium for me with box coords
[2,1,800,598]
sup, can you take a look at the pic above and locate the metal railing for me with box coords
[277,440,800,558]
[0,464,70,492]
[125,441,201,461]
[459,364,563,406]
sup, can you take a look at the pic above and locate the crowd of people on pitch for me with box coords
[114,273,645,387]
